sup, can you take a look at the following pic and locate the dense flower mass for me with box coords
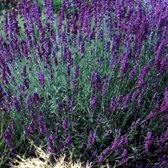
[0,0,168,167]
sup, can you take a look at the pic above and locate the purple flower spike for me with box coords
[120,52,129,73]
[101,77,108,96]
[97,146,111,164]
[31,92,40,105]
[64,134,71,147]
[66,64,70,77]
[157,128,168,152]
[62,119,68,129]
[37,111,47,134]
[24,123,35,136]
[37,72,45,88]
[91,71,102,94]
[57,99,63,112]
[122,93,131,110]
[26,94,31,112]
[72,65,80,89]
[111,136,119,151]
[47,134,55,153]
[109,97,115,113]
[89,96,98,110]
[128,64,138,79]
[121,149,128,164]
[22,65,27,77]
[144,131,153,153]
[54,123,59,133]
[67,48,73,66]
[65,96,72,110]
[137,61,152,87]
[74,65,80,78]
[13,96,21,112]
[87,130,96,148]
[160,88,168,113]
[3,123,14,154]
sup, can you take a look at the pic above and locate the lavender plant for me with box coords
[0,0,168,167]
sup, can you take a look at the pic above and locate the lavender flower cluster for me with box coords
[0,0,168,167]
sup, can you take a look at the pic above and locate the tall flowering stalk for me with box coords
[37,111,47,134]
[47,134,55,153]
[160,88,168,113]
[3,123,14,155]
[37,72,45,88]
[87,130,96,149]
[144,131,154,153]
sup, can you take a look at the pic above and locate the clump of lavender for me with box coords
[0,0,168,167]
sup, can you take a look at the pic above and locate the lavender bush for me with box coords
[0,0,168,167]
